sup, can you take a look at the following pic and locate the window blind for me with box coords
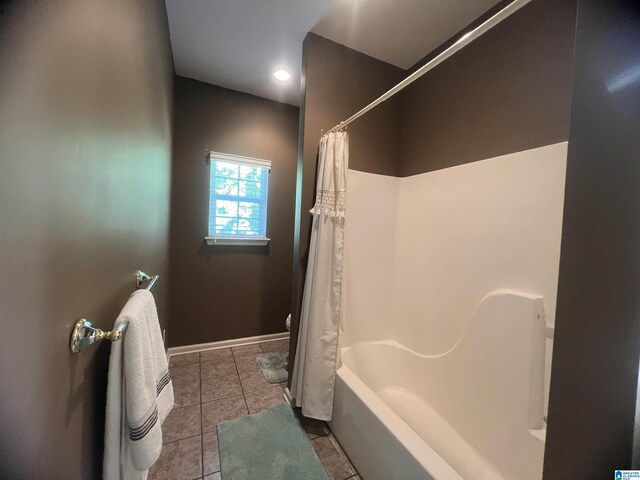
[208,154,270,239]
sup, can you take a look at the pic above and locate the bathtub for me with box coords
[329,290,548,480]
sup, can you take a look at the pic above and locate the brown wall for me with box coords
[292,0,640,474]
[544,1,640,476]
[169,76,299,347]
[290,3,577,382]
[289,34,405,381]
[0,1,173,478]
[399,0,576,176]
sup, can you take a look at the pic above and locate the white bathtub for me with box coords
[329,290,548,480]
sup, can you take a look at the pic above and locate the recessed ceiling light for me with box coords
[273,69,291,82]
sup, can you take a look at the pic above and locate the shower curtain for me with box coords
[291,131,349,421]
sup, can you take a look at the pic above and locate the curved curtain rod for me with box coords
[326,0,532,134]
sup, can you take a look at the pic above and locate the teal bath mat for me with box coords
[218,403,329,480]
[256,351,289,383]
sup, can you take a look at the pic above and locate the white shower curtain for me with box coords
[291,131,348,421]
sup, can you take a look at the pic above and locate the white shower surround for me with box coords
[330,142,568,480]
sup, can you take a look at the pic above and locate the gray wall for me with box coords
[0,1,173,477]
[544,1,640,476]
[169,76,299,347]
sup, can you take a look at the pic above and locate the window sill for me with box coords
[205,236,270,246]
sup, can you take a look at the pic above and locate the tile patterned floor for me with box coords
[149,338,360,480]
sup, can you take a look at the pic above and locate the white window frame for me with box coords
[205,151,271,246]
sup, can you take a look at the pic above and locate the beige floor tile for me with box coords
[170,363,200,384]
[312,434,356,480]
[173,379,201,407]
[260,338,289,353]
[148,435,202,480]
[162,404,202,444]
[169,352,200,367]
[202,395,248,433]
[244,386,286,414]
[238,369,271,394]
[202,430,220,475]
[200,347,233,363]
[204,473,221,480]
[231,344,262,356]
[201,372,242,402]
[201,359,237,380]
[233,353,261,373]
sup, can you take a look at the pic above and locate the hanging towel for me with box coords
[104,289,174,480]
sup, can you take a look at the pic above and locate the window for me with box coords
[206,152,271,246]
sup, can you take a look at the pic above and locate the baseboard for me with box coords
[167,331,289,357]
[283,387,295,406]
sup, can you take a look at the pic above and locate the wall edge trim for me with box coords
[167,331,290,356]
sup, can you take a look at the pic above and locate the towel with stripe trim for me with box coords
[104,290,174,480]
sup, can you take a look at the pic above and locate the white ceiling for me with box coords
[165,0,500,106]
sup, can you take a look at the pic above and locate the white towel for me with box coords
[104,290,174,480]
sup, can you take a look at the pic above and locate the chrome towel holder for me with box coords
[69,270,159,354]
[136,270,159,291]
